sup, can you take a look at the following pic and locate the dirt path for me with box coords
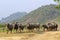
[0,31,60,40]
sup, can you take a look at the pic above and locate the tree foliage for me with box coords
[54,0,60,8]
[54,0,60,2]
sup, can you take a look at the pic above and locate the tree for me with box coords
[54,0,60,4]
[54,0,60,2]
[54,0,60,8]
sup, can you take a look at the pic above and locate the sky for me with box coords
[0,0,56,20]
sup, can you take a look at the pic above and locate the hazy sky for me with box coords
[0,0,56,20]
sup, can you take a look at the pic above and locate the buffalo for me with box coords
[48,22,58,31]
[14,22,19,33]
[7,23,13,34]
[42,22,58,31]
[42,24,49,31]
[19,24,25,32]
[27,23,40,32]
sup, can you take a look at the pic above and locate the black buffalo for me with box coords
[14,22,19,32]
[48,22,58,31]
[19,24,25,32]
[27,23,40,32]
[7,23,13,34]
[42,24,49,31]
[42,22,58,31]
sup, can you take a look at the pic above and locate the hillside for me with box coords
[0,12,27,23]
[54,16,60,22]
[13,4,60,24]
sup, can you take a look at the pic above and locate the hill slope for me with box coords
[14,4,60,24]
[0,12,27,23]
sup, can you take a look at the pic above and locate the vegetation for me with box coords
[54,16,60,22]
[0,24,6,28]
[54,0,60,4]
[54,0,60,8]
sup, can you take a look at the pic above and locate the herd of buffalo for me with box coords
[6,22,58,34]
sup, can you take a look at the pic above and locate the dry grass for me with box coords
[0,31,60,40]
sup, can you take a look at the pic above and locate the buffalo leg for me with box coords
[10,30,12,34]
[43,28,45,31]
[15,29,18,33]
[55,28,57,31]
[7,29,9,34]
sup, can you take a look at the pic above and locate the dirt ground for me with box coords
[0,31,60,40]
